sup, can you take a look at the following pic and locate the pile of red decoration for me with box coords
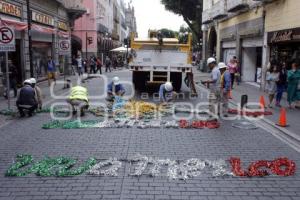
[230,157,296,177]
[228,109,273,117]
[179,120,220,129]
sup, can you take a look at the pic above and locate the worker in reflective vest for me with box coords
[67,85,89,116]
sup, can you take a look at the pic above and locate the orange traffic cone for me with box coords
[259,96,266,109]
[277,108,288,127]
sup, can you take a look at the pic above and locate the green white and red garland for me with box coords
[5,154,296,179]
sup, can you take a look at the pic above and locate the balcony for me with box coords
[227,0,249,12]
[211,0,227,20]
[202,9,213,24]
[112,31,120,41]
[61,0,86,20]
[253,0,277,3]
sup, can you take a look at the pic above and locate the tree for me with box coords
[159,28,176,38]
[161,0,202,43]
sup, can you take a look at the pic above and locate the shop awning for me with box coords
[110,46,131,53]
[31,24,56,34]
[0,18,28,31]
[58,30,70,38]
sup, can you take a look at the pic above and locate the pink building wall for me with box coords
[73,0,98,57]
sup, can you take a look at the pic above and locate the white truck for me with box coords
[129,31,193,91]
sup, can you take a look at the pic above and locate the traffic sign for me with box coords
[0,26,16,52]
[58,39,71,55]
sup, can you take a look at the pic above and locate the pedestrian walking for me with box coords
[287,62,300,109]
[202,57,221,119]
[228,58,238,89]
[96,57,102,74]
[89,56,97,74]
[276,62,288,107]
[76,55,83,76]
[16,79,38,117]
[71,55,77,75]
[83,59,88,73]
[266,64,279,108]
[219,62,231,116]
[47,56,56,86]
[30,78,43,110]
[105,56,112,73]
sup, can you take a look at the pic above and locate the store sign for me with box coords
[32,11,54,26]
[0,1,21,18]
[269,28,300,43]
[58,39,70,55]
[0,26,15,52]
[58,21,68,31]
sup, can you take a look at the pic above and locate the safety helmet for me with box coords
[207,57,216,65]
[218,62,227,70]
[112,77,120,85]
[23,79,31,85]
[30,78,37,84]
[164,82,173,92]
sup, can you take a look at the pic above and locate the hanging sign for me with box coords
[58,39,71,55]
[32,11,54,26]
[0,1,21,18]
[0,26,15,52]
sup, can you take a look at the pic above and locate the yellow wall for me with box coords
[219,7,263,30]
[265,0,300,32]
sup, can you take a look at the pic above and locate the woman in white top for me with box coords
[266,64,279,108]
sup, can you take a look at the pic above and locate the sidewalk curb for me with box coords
[195,83,300,152]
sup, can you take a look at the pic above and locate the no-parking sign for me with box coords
[58,39,71,55]
[0,26,15,52]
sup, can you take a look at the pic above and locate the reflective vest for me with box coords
[69,86,88,102]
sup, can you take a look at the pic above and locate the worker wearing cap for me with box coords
[202,57,221,118]
[67,85,89,116]
[30,78,43,110]
[219,63,231,115]
[16,79,38,117]
[159,82,176,103]
[106,77,125,102]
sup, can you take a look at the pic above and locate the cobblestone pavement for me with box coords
[0,70,299,200]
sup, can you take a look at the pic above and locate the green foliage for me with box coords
[159,28,176,38]
[161,0,203,42]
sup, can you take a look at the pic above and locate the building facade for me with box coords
[125,3,137,37]
[264,0,300,70]
[0,0,84,91]
[202,0,300,88]
[73,0,131,59]
[202,0,266,84]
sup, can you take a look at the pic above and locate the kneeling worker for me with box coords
[30,78,43,110]
[159,82,176,103]
[106,77,125,102]
[16,79,38,117]
[67,85,89,116]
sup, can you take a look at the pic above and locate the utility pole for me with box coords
[86,32,88,60]
[26,0,33,78]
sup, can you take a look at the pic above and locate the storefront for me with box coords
[241,37,263,83]
[268,27,300,69]
[0,0,25,85]
[221,40,236,65]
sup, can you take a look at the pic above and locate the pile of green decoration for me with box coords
[6,154,96,177]
[42,120,101,129]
